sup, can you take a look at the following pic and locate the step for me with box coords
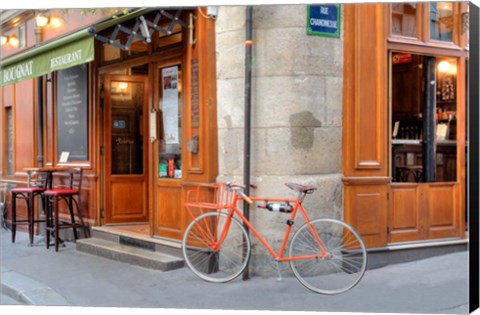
[89,227,184,258]
[367,238,468,269]
[76,238,184,272]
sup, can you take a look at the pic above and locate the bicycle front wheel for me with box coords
[182,212,251,283]
[289,218,367,295]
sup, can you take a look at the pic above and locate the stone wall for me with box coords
[215,5,344,276]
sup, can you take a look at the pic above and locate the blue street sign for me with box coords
[307,4,341,38]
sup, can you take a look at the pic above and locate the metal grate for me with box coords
[92,10,188,51]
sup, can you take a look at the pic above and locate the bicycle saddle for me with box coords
[285,183,317,194]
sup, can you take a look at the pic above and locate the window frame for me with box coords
[387,1,468,184]
[5,106,14,176]
[388,2,465,50]
[52,64,94,168]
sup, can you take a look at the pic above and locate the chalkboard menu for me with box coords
[57,64,88,161]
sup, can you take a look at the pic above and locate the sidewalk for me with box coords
[0,229,470,314]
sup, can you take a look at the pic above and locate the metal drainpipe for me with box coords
[242,5,253,281]
[468,5,479,309]
[35,23,44,168]
[35,76,46,236]
[36,76,44,167]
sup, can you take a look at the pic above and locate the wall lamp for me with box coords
[438,60,451,73]
[118,82,129,92]
[8,35,19,47]
[438,60,457,75]
[35,14,49,28]
[1,34,19,47]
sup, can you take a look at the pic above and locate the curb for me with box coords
[1,267,70,305]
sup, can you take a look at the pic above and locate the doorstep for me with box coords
[367,237,469,269]
[76,226,184,272]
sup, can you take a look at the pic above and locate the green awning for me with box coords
[0,32,94,86]
[0,8,153,87]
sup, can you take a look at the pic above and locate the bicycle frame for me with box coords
[184,183,367,294]
[218,193,330,262]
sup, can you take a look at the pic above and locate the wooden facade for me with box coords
[343,2,468,247]
[1,3,469,249]
[1,8,218,241]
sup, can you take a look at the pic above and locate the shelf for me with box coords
[437,140,457,146]
[392,139,422,145]
[392,139,457,146]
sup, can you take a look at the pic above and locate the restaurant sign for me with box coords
[307,4,341,38]
[0,36,94,86]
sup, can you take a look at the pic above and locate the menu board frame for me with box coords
[56,64,89,162]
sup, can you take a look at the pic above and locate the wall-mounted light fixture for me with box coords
[35,14,49,28]
[111,82,130,96]
[8,35,19,47]
[118,82,129,92]
[206,6,218,18]
[438,60,457,75]
[1,35,7,46]
[438,60,451,73]
[50,16,62,28]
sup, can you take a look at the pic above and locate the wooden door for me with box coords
[153,62,185,239]
[104,75,149,224]
[151,9,219,240]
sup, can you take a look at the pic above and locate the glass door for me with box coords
[104,74,149,224]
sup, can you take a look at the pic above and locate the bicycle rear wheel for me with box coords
[289,218,367,294]
[182,212,251,283]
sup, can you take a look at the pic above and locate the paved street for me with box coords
[0,230,470,314]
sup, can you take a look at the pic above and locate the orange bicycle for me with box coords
[182,182,367,295]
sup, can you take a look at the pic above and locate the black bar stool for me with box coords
[44,168,88,251]
[11,171,48,245]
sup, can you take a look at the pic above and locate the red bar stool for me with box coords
[11,171,48,245]
[44,168,88,251]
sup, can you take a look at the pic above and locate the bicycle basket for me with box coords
[185,183,235,221]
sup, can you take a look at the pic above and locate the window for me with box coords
[388,2,467,185]
[390,2,460,45]
[18,24,26,48]
[391,3,417,37]
[110,80,145,175]
[158,65,182,179]
[430,2,454,42]
[390,52,458,183]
